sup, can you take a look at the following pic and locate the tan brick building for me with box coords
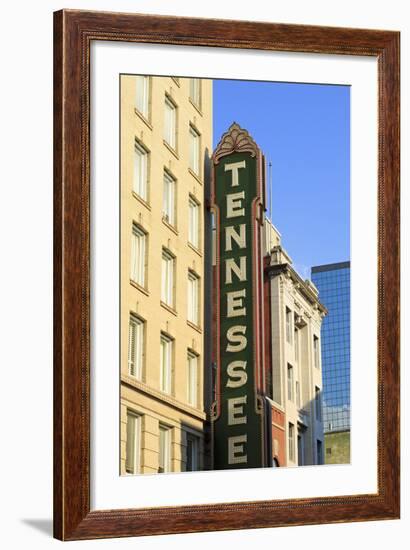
[120,75,212,475]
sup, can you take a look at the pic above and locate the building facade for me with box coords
[264,221,327,467]
[120,75,213,474]
[311,261,351,464]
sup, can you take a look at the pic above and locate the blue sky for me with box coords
[213,79,350,280]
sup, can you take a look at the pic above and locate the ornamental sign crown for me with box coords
[213,122,259,164]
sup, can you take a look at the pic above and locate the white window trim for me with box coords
[187,271,199,325]
[287,364,294,402]
[133,140,149,201]
[163,171,176,227]
[135,75,150,119]
[125,410,141,474]
[130,224,147,287]
[187,351,198,407]
[189,125,200,176]
[161,249,175,308]
[189,78,201,109]
[160,333,173,394]
[188,195,200,249]
[159,424,171,473]
[164,96,177,149]
[128,314,144,379]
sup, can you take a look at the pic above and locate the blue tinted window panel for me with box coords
[312,262,350,433]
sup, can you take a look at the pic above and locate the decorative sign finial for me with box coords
[213,122,259,164]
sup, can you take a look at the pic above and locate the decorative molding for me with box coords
[213,122,259,164]
[121,375,206,421]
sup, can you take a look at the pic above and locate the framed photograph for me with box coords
[54,9,400,540]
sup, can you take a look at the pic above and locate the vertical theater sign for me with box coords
[211,123,271,469]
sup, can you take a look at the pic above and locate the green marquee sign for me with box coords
[212,123,269,470]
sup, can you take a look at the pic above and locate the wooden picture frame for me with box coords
[54,9,400,540]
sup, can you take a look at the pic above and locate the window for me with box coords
[158,425,171,473]
[189,78,201,108]
[162,171,176,226]
[186,433,200,471]
[130,224,146,287]
[288,422,295,462]
[164,96,176,149]
[128,315,144,379]
[189,125,200,176]
[315,386,322,421]
[187,351,198,407]
[297,431,304,466]
[296,380,300,408]
[135,76,149,119]
[187,271,199,325]
[161,249,174,307]
[160,333,173,394]
[294,327,299,361]
[188,196,199,248]
[286,307,292,343]
[125,411,141,474]
[133,141,148,200]
[317,439,323,465]
[287,364,294,401]
[313,335,320,368]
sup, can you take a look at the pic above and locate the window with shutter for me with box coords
[160,333,173,394]
[188,196,199,248]
[189,125,200,176]
[158,425,171,473]
[162,171,176,226]
[164,97,176,149]
[161,250,175,308]
[130,224,147,287]
[135,76,149,119]
[133,142,149,200]
[187,271,199,325]
[189,79,201,108]
[126,411,141,474]
[287,364,294,402]
[128,315,144,379]
[187,351,198,407]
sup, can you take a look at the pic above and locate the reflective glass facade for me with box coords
[311,262,350,433]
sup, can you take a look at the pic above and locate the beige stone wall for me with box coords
[120,75,212,475]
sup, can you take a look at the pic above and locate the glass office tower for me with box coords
[311,261,350,464]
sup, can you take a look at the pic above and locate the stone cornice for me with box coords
[121,375,207,421]
[266,262,327,315]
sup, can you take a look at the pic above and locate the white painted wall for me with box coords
[0,0,407,548]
